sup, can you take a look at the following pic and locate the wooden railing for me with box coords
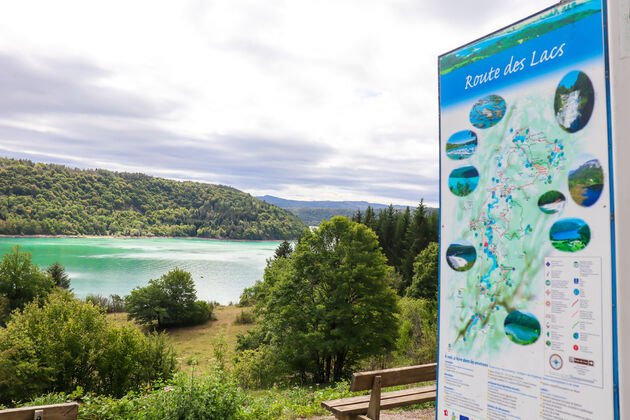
[0,403,78,420]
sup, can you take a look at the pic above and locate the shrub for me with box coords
[125,268,211,328]
[0,290,176,403]
[85,294,126,313]
[137,371,244,420]
[184,300,213,325]
[12,371,247,419]
[234,309,255,325]
[85,293,109,308]
[395,297,438,365]
[238,285,256,307]
[7,374,357,420]
[108,294,125,313]
[0,246,54,324]
[232,346,286,389]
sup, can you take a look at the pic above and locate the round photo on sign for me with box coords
[448,166,479,197]
[549,218,591,252]
[446,130,478,160]
[537,190,566,214]
[568,154,603,207]
[554,71,594,133]
[504,310,541,345]
[446,240,476,272]
[469,94,506,129]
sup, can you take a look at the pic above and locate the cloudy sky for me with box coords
[0,0,556,206]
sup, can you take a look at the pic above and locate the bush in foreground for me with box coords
[6,371,357,420]
[0,246,55,324]
[0,290,176,404]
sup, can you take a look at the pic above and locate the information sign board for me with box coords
[437,1,618,418]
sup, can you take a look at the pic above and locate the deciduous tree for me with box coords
[406,242,439,299]
[246,217,399,383]
[0,246,54,324]
[125,268,211,328]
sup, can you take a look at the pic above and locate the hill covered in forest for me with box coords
[0,158,306,240]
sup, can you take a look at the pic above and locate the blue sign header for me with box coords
[439,3,603,108]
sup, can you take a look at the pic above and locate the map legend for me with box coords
[543,257,603,387]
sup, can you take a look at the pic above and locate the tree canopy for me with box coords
[0,290,176,403]
[353,200,439,294]
[0,246,54,324]
[47,261,71,289]
[125,268,212,328]
[240,216,399,383]
[406,242,439,299]
[0,158,306,240]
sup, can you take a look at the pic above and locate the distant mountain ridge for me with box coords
[0,158,306,240]
[257,195,435,226]
[256,195,409,210]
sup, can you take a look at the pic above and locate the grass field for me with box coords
[102,305,437,419]
[108,305,256,373]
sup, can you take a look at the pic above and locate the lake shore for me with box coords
[0,236,277,304]
[0,234,285,243]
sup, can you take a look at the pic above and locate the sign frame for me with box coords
[436,1,623,418]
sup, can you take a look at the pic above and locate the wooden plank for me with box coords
[323,385,434,408]
[329,389,436,416]
[322,386,436,416]
[0,403,78,420]
[350,363,437,391]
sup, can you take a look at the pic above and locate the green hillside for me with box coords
[0,158,306,240]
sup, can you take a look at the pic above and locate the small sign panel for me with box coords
[437,1,616,419]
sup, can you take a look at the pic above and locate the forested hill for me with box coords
[0,158,306,240]
[256,195,408,210]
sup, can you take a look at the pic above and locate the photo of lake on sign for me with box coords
[469,95,506,128]
[504,310,541,345]
[446,240,477,272]
[0,237,280,303]
[448,166,480,197]
[446,130,478,160]
[568,155,604,207]
[538,190,566,214]
[549,218,591,252]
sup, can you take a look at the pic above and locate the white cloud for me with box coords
[0,0,556,206]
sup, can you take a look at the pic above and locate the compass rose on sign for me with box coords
[550,354,563,370]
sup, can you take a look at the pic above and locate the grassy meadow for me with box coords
[108,305,253,374]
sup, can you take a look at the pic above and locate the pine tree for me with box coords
[47,261,71,289]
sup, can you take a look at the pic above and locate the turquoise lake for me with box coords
[0,237,280,304]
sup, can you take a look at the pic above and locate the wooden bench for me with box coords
[321,363,436,420]
[0,403,78,420]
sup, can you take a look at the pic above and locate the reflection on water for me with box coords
[0,237,280,304]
